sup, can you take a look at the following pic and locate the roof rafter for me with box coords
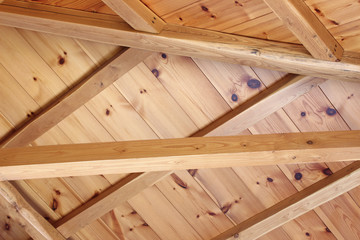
[212,161,360,240]
[263,0,343,61]
[101,0,165,33]
[54,171,171,238]
[0,130,359,180]
[0,181,66,240]
[0,48,152,148]
[47,74,319,236]
[0,0,359,82]
[191,74,324,137]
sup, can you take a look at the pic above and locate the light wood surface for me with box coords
[192,75,325,137]
[0,48,151,148]
[263,0,343,61]
[54,171,171,237]
[101,0,165,33]
[212,161,360,240]
[0,131,359,179]
[0,181,66,240]
[0,0,359,82]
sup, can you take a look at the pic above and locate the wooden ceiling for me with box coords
[0,0,359,239]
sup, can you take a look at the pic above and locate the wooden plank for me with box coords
[128,186,202,240]
[101,0,165,33]
[0,48,151,148]
[54,171,171,238]
[0,131,359,179]
[191,75,324,137]
[212,161,360,240]
[263,0,343,61]
[0,0,360,82]
[0,181,66,240]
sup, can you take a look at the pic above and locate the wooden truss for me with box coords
[0,0,359,239]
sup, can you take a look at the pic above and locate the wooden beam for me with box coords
[53,171,171,237]
[48,74,318,236]
[0,181,66,240]
[0,48,152,148]
[0,131,359,180]
[211,161,360,240]
[191,75,325,137]
[263,0,343,61]
[101,0,165,33]
[0,0,359,82]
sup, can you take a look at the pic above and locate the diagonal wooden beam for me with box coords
[0,131,359,180]
[53,171,171,238]
[0,181,66,239]
[0,48,152,148]
[101,0,165,33]
[46,73,319,236]
[191,74,325,137]
[0,0,359,82]
[211,161,360,240]
[263,0,343,61]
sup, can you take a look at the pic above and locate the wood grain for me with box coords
[0,131,359,179]
[191,75,324,137]
[54,171,171,237]
[101,0,165,33]
[263,0,343,61]
[212,161,360,240]
[0,0,359,82]
[0,181,66,240]
[0,48,151,148]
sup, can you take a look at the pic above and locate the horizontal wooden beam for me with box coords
[212,161,360,240]
[101,0,165,33]
[0,131,359,180]
[263,0,343,61]
[191,74,325,137]
[54,171,171,237]
[0,181,66,239]
[0,48,152,148]
[0,0,359,82]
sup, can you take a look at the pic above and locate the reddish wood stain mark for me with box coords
[188,169,198,177]
[130,210,137,215]
[201,6,209,12]
[347,93,354,99]
[325,227,331,233]
[5,223,10,231]
[221,203,232,214]
[142,222,149,227]
[234,1,243,6]
[7,216,10,219]
[322,168,333,176]
[306,140,313,145]
[267,177,274,182]
[33,77,37,81]
[256,181,260,185]
[52,199,58,211]
[58,56,65,65]
[314,7,324,17]
[330,20,339,25]
[106,108,110,116]
[305,232,310,236]
[129,228,133,231]
[196,214,200,218]
[91,191,100,199]
[54,189,61,195]
[63,51,67,55]
[171,173,188,189]
[207,211,216,216]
